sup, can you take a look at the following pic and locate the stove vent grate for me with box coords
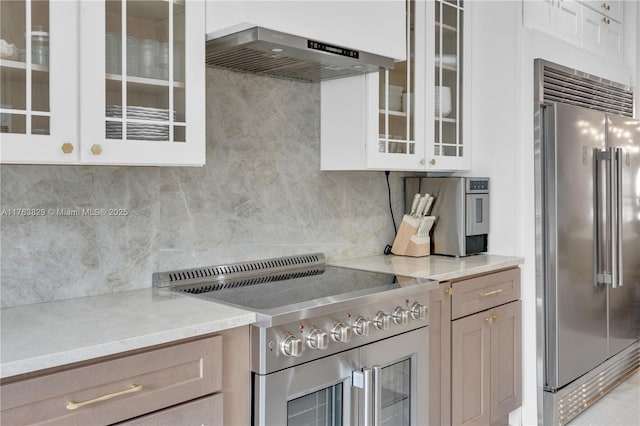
[152,253,326,292]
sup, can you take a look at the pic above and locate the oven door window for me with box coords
[287,383,343,426]
[380,359,411,425]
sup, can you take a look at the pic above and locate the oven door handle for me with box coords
[372,365,382,426]
[353,368,373,426]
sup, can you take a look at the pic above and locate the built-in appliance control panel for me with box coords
[251,293,429,374]
[466,177,489,193]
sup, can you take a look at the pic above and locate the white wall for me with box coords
[469,1,637,425]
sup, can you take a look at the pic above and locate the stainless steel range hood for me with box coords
[205,27,395,83]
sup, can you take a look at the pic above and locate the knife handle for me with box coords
[415,196,428,217]
[410,193,421,216]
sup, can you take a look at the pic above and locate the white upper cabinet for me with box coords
[523,0,624,62]
[80,0,205,166]
[579,0,622,22]
[205,0,406,60]
[0,0,79,164]
[321,0,471,172]
[1,0,205,166]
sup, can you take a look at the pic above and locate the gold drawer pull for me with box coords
[66,384,143,410]
[479,288,504,297]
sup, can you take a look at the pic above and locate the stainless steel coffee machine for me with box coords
[405,177,489,257]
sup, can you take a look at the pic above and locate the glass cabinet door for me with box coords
[0,0,49,136]
[81,0,204,165]
[0,0,78,163]
[367,0,426,170]
[104,0,185,144]
[432,0,467,169]
[375,0,416,165]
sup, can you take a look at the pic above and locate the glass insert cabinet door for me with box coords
[367,0,427,170]
[432,0,467,170]
[0,0,78,163]
[80,0,204,165]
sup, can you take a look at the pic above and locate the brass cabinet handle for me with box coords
[447,287,453,296]
[61,143,74,154]
[66,384,143,410]
[602,3,610,11]
[479,288,504,297]
[602,17,611,25]
[91,144,103,155]
[430,159,436,166]
[485,314,499,324]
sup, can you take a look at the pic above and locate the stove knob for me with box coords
[281,334,303,357]
[307,329,329,350]
[331,322,352,343]
[353,316,372,336]
[373,311,391,330]
[410,302,428,320]
[392,307,410,326]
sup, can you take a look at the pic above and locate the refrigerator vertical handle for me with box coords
[608,147,618,288]
[614,148,624,288]
[593,147,602,286]
[373,366,382,426]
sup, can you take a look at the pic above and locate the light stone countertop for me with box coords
[1,253,522,380]
[0,288,256,379]
[329,254,524,282]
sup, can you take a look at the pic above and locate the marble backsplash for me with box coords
[0,68,406,307]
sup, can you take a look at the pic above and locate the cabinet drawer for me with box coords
[451,268,520,319]
[1,336,221,426]
[115,394,223,426]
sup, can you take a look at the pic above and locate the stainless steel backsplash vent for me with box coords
[153,253,326,292]
[536,59,634,117]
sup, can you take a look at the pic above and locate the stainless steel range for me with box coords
[153,253,436,426]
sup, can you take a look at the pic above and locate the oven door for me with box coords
[254,348,359,426]
[356,327,428,426]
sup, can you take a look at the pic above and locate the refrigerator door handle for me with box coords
[613,148,624,288]
[593,147,602,286]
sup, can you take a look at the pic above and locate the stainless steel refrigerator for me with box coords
[538,101,640,395]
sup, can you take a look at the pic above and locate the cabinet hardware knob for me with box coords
[485,316,493,324]
[446,287,453,296]
[602,17,611,25]
[66,384,143,410]
[61,143,74,154]
[492,314,499,321]
[91,144,103,155]
[420,158,426,165]
[602,3,610,11]
[430,159,436,166]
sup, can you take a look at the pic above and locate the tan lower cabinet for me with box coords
[0,326,250,426]
[452,301,522,426]
[429,268,522,426]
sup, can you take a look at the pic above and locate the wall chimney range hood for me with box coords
[205,27,395,83]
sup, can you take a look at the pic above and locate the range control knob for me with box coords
[307,329,329,350]
[373,311,391,330]
[353,316,372,336]
[410,302,428,320]
[331,322,352,343]
[392,307,410,326]
[281,334,303,357]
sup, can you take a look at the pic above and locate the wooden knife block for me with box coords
[391,215,430,257]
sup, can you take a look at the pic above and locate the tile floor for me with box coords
[569,370,640,425]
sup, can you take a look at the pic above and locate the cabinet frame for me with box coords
[320,0,472,172]
[79,0,205,166]
[0,1,79,164]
